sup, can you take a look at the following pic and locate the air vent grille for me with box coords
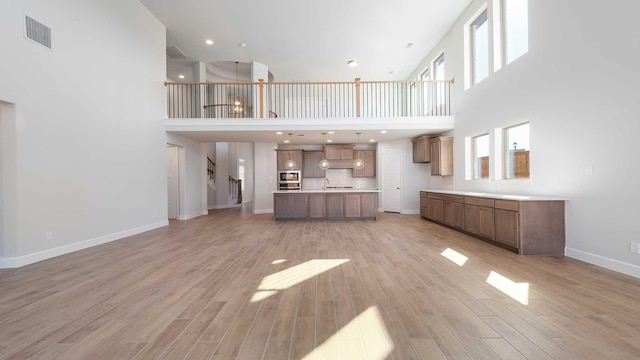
[25,15,52,49]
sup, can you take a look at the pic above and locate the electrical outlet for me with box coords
[46,232,54,241]
[630,242,640,254]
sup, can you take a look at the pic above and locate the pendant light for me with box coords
[319,132,331,170]
[232,61,244,116]
[284,132,297,169]
[353,132,365,170]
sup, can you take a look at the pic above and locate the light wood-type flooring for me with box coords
[1,208,640,359]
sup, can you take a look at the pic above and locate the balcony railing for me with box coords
[165,79,453,119]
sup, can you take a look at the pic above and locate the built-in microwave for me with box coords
[278,170,301,183]
[278,170,301,191]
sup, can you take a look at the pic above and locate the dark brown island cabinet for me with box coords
[420,190,566,255]
[274,191,379,221]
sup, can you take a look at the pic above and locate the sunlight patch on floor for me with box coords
[441,248,469,266]
[251,259,350,302]
[302,305,394,360]
[486,271,529,305]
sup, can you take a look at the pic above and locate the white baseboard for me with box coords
[565,247,640,279]
[253,209,274,215]
[402,210,420,215]
[0,220,169,269]
[208,204,242,210]
[178,211,207,220]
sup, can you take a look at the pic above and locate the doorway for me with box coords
[381,146,403,213]
[166,145,179,220]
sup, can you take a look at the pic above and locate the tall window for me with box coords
[420,68,431,115]
[471,10,489,84]
[504,122,530,179]
[472,134,490,179]
[433,54,445,107]
[503,0,528,64]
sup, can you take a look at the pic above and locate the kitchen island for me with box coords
[273,189,380,221]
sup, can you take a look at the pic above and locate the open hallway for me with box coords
[1,209,639,359]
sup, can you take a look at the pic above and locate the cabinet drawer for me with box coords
[443,194,463,203]
[464,196,494,208]
[495,199,519,211]
[427,192,443,200]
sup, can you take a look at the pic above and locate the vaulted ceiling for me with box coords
[140,0,472,82]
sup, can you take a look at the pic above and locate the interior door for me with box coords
[381,146,402,213]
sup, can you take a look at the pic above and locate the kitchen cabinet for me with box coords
[411,135,431,163]
[324,144,354,160]
[352,150,376,178]
[274,193,309,219]
[276,149,303,171]
[442,194,464,230]
[426,192,444,223]
[429,136,453,176]
[302,150,325,178]
[419,190,566,255]
[274,191,378,221]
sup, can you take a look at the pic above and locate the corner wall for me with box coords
[411,0,640,277]
[0,0,168,267]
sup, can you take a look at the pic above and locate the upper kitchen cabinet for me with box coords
[324,144,354,160]
[430,136,453,176]
[302,150,325,178]
[352,150,376,178]
[276,149,303,171]
[411,135,431,163]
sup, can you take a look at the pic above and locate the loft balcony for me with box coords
[165,79,453,119]
[164,79,455,143]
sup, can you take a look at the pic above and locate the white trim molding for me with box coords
[253,209,274,215]
[565,247,640,279]
[177,211,208,220]
[0,220,169,269]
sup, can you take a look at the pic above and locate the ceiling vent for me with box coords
[166,46,187,59]
[24,15,52,49]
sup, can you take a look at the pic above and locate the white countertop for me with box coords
[420,189,567,201]
[273,189,381,194]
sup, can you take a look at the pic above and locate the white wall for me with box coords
[410,0,640,277]
[0,0,167,267]
[166,134,208,220]
[253,142,277,214]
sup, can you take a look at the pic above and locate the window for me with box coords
[504,122,529,179]
[472,134,490,179]
[433,54,445,107]
[502,0,529,64]
[471,10,489,84]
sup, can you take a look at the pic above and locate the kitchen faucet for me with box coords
[322,178,329,191]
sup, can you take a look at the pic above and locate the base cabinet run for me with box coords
[274,192,378,221]
[420,191,565,255]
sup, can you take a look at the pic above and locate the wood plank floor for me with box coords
[1,208,639,359]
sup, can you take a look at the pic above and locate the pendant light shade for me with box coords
[319,132,331,170]
[285,132,296,169]
[353,132,365,170]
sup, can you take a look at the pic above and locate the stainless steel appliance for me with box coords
[278,170,301,190]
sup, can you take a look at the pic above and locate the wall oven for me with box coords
[278,170,301,190]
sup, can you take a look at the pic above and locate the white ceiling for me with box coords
[141,0,469,144]
[140,0,472,82]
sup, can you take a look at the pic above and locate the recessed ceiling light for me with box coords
[327,140,333,143]
[369,139,376,142]
[406,43,413,48]
[380,130,387,134]
[328,131,335,134]
[347,60,359,67]
[206,39,213,45]
[388,70,395,75]
[239,43,247,47]
[178,75,185,79]
[284,140,290,143]
[276,131,283,135]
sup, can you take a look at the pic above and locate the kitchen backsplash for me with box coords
[302,169,377,190]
